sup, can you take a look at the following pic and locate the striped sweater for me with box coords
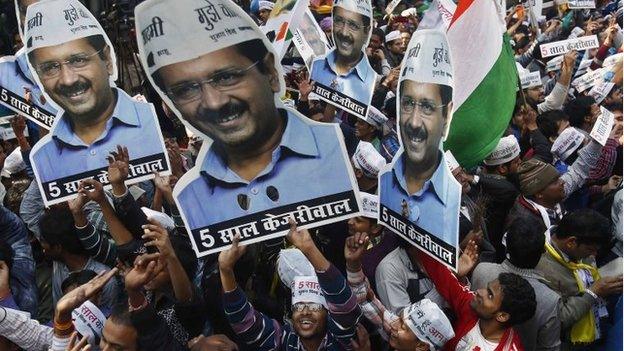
[223,264,361,350]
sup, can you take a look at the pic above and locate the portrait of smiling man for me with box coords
[24,0,169,205]
[378,29,461,269]
[309,0,377,118]
[135,0,359,257]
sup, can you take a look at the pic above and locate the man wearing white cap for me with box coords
[354,106,387,150]
[135,0,357,253]
[24,0,167,202]
[257,0,274,25]
[378,29,461,255]
[351,140,385,193]
[384,30,404,68]
[218,221,362,351]
[476,135,522,261]
[310,0,377,110]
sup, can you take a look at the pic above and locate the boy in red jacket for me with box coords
[417,251,536,351]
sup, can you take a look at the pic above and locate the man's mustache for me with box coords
[196,101,248,123]
[56,81,91,98]
[403,125,428,141]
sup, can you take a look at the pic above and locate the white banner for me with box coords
[385,0,402,15]
[539,35,599,58]
[590,106,615,146]
[572,68,605,92]
[360,192,379,219]
[546,55,564,72]
[567,0,596,9]
[588,82,615,104]
[520,71,542,89]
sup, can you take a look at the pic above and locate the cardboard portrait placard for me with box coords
[24,0,171,206]
[291,8,330,70]
[262,0,310,60]
[0,1,58,129]
[378,29,460,271]
[309,0,378,119]
[135,0,361,258]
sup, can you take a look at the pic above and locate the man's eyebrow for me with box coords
[486,282,494,297]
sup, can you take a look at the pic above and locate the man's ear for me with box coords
[496,311,510,324]
[262,53,281,93]
[103,46,114,77]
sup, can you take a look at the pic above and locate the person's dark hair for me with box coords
[506,216,545,269]
[152,38,270,92]
[514,36,530,51]
[498,272,536,326]
[109,303,133,327]
[372,28,385,41]
[61,269,97,294]
[383,96,397,120]
[564,96,595,128]
[553,209,611,246]
[537,110,568,140]
[39,206,85,256]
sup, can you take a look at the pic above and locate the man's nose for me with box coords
[57,64,80,87]
[198,83,229,111]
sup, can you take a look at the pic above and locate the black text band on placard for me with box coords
[190,191,359,256]
[379,204,457,268]
[312,82,367,118]
[41,153,169,202]
[0,86,55,128]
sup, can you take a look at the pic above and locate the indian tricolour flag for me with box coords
[443,0,518,169]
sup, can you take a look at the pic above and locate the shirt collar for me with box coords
[200,109,320,183]
[325,50,371,83]
[53,88,140,147]
[391,151,450,206]
[501,260,545,281]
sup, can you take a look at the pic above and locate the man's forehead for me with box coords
[31,37,94,61]
[334,7,365,23]
[401,80,442,99]
[157,46,253,83]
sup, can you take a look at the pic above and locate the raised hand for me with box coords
[153,172,173,195]
[344,232,370,270]
[218,234,247,273]
[350,324,371,351]
[295,70,313,99]
[78,179,106,205]
[457,240,480,278]
[124,253,162,292]
[67,332,91,351]
[107,145,130,191]
[10,115,27,138]
[142,221,175,261]
[56,268,118,321]
[286,219,317,255]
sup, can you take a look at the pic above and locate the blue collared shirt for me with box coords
[379,151,461,246]
[31,88,165,183]
[176,109,355,230]
[310,49,377,104]
[0,49,58,116]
